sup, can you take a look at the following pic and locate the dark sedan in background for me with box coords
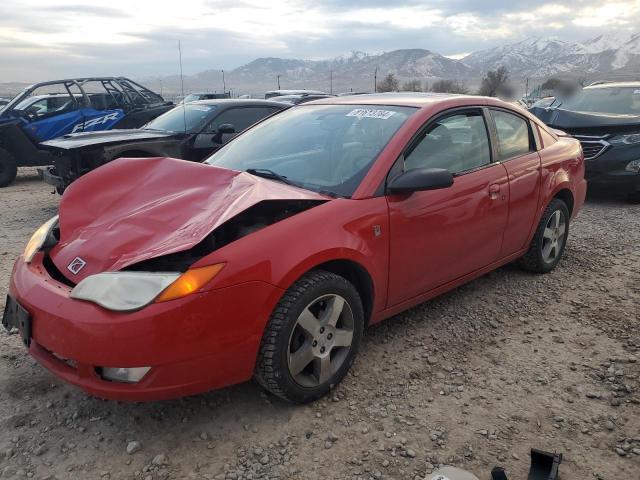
[530,82,640,201]
[41,99,287,192]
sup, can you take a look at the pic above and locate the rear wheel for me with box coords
[519,198,569,273]
[0,148,17,187]
[255,270,364,403]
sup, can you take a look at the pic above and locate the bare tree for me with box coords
[430,79,469,94]
[541,77,582,97]
[540,77,562,91]
[378,73,400,92]
[478,66,510,97]
[401,79,422,92]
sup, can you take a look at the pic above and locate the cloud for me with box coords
[0,0,639,82]
[41,5,130,17]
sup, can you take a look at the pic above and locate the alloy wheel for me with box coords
[542,210,566,263]
[287,294,354,387]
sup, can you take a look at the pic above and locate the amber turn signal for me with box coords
[155,263,225,302]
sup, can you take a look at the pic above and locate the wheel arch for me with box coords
[279,255,376,326]
[311,259,375,326]
[552,187,574,217]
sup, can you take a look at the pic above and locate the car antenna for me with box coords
[178,40,187,134]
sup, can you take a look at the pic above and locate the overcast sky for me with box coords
[1,0,639,82]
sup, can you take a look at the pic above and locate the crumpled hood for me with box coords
[543,108,640,130]
[50,157,327,282]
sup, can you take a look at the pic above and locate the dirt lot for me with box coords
[0,169,638,480]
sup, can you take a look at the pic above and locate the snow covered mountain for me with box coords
[226,49,472,93]
[135,32,640,97]
[463,32,640,78]
[150,49,472,96]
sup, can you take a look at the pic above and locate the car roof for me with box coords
[189,99,286,108]
[586,81,640,89]
[305,92,489,108]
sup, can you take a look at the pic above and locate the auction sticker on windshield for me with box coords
[346,108,396,119]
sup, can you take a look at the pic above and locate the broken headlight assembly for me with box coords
[70,264,225,311]
[609,133,640,145]
[23,215,59,263]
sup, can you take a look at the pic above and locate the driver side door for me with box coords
[387,108,510,306]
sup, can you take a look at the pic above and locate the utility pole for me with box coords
[525,77,529,98]
[374,67,378,93]
[277,75,281,90]
[330,70,333,94]
[221,69,226,94]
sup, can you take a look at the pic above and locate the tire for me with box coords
[255,270,364,403]
[0,147,17,187]
[519,198,570,273]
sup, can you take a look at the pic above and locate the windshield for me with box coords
[204,104,416,197]
[144,104,216,132]
[560,87,640,115]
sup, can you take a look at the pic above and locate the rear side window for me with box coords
[491,110,532,161]
[404,110,491,175]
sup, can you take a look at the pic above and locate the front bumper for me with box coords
[584,145,640,194]
[8,253,283,401]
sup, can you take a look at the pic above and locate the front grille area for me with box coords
[572,135,611,160]
[43,254,76,288]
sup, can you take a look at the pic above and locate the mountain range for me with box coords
[1,32,639,99]
[152,31,640,97]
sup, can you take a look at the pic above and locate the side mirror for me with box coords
[213,124,236,144]
[387,168,454,194]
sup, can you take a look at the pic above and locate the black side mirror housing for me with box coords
[213,123,236,144]
[387,167,454,194]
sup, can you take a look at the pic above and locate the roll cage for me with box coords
[1,77,166,117]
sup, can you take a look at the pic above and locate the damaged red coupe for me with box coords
[4,94,586,403]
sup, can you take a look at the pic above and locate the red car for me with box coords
[4,94,586,403]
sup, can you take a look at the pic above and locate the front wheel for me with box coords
[0,147,18,187]
[255,270,364,403]
[519,198,570,273]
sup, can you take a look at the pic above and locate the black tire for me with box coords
[519,198,570,273]
[255,270,364,403]
[0,147,17,187]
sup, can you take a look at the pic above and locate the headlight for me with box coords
[70,263,225,311]
[24,215,59,263]
[626,159,640,173]
[610,133,640,145]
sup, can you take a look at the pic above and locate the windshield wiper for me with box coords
[246,168,295,186]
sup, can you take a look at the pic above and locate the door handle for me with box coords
[489,184,500,200]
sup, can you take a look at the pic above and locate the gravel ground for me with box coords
[0,168,638,480]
